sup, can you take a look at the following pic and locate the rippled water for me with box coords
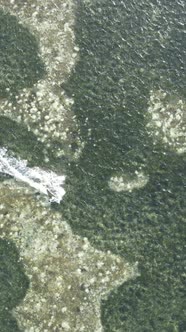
[0,0,186,331]
[63,1,186,331]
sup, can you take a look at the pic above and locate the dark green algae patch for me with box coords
[0,1,185,331]
[0,8,52,170]
[0,239,29,332]
[0,9,68,172]
[60,0,186,331]
[0,116,68,173]
[0,8,45,98]
[0,10,41,331]
[0,10,64,330]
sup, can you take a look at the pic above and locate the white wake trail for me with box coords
[0,147,66,203]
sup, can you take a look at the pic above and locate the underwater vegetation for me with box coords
[61,0,186,331]
[0,9,45,98]
[0,2,83,162]
[0,116,46,166]
[0,0,185,331]
[0,181,136,331]
[0,239,29,332]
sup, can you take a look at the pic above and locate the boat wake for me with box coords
[0,147,66,203]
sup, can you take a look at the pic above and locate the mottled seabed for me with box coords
[0,0,186,332]
[0,0,83,162]
[0,180,136,331]
[0,1,136,331]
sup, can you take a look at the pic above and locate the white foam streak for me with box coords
[0,148,65,203]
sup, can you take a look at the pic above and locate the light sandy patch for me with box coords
[146,89,186,154]
[109,171,149,192]
[0,0,83,160]
[0,180,137,332]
